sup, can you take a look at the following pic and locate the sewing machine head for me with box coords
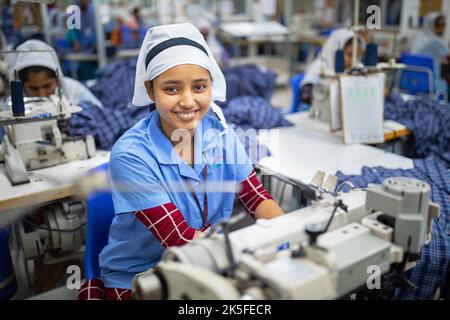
[0,42,96,185]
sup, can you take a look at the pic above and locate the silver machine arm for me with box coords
[132,177,438,300]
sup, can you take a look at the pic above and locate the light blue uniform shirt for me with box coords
[99,110,253,289]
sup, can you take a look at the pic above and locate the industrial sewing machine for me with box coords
[0,94,96,186]
[0,48,96,292]
[132,176,438,300]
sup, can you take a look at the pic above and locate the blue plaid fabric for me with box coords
[223,96,294,130]
[68,101,150,150]
[223,65,277,102]
[384,94,450,167]
[335,156,450,299]
[90,58,138,111]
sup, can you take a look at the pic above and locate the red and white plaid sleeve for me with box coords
[238,170,273,217]
[134,203,198,248]
[78,278,105,300]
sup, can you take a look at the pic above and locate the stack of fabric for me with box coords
[384,93,450,167]
[335,156,450,299]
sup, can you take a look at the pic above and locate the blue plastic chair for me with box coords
[396,53,435,96]
[290,73,307,113]
[84,162,115,280]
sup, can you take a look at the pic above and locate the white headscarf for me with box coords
[132,23,227,126]
[303,28,365,86]
[9,40,66,94]
[410,12,449,64]
[411,12,445,50]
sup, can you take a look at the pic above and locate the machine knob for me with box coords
[305,223,324,246]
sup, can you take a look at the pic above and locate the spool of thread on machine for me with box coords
[335,49,345,73]
[11,70,25,117]
[364,43,378,67]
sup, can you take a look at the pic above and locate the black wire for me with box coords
[323,200,347,233]
[323,204,340,234]
[23,217,86,233]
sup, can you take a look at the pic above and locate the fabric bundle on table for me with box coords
[384,93,450,167]
[90,58,138,111]
[68,101,150,150]
[335,156,450,299]
[223,64,277,102]
[223,96,293,131]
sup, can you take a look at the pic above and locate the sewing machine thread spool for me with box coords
[335,49,345,73]
[364,43,378,67]
[11,70,25,117]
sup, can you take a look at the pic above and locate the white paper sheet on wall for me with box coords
[340,73,385,144]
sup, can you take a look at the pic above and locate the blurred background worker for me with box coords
[410,12,450,99]
[12,39,102,107]
[300,28,365,105]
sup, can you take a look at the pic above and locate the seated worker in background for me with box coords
[78,23,284,300]
[411,12,449,99]
[300,28,365,105]
[11,39,102,107]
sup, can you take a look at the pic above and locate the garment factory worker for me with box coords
[78,23,284,300]
[301,28,365,105]
[11,39,103,108]
[411,12,449,98]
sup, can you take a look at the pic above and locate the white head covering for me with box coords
[303,28,365,86]
[132,23,227,125]
[411,12,449,60]
[9,40,66,93]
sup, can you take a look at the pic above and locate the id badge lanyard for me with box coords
[185,166,209,228]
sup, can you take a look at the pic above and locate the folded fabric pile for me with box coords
[223,95,293,131]
[335,156,450,299]
[384,94,450,167]
[90,58,138,111]
[223,64,277,102]
[68,100,150,150]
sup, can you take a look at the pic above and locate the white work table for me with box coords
[0,151,110,213]
[258,112,414,183]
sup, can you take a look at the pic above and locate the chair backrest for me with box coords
[84,162,115,280]
[396,53,435,96]
[400,53,434,73]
